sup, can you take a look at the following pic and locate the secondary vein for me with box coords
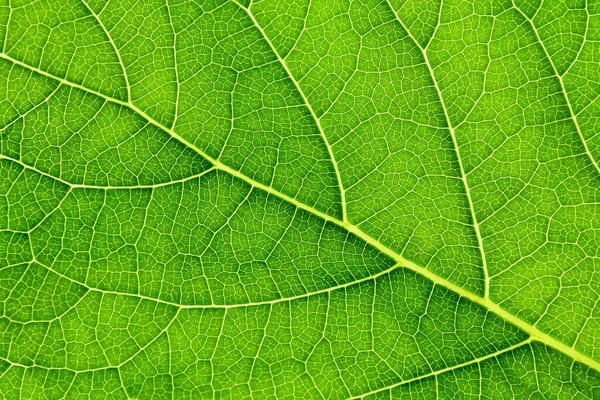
[382,0,491,299]
[231,0,349,223]
[351,338,533,398]
[80,0,132,103]
[512,1,600,176]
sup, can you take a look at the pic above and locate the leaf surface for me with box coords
[1,0,600,398]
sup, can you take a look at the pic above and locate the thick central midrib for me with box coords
[1,52,598,374]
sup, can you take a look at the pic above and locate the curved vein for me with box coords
[79,0,132,102]
[231,0,349,222]
[382,0,491,298]
[0,51,598,374]
[29,243,402,311]
[351,339,533,399]
[512,1,600,176]
[1,0,11,54]
[0,153,216,191]
[0,309,180,373]
[0,83,61,133]
[165,0,180,130]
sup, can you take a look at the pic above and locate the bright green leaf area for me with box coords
[1,0,600,398]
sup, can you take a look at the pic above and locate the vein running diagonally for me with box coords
[165,0,181,130]
[1,0,11,54]
[0,320,527,391]
[231,0,349,223]
[0,51,598,373]
[382,0,491,299]
[0,153,217,192]
[351,338,533,399]
[0,83,61,134]
[27,238,404,312]
[80,0,132,103]
[512,1,600,176]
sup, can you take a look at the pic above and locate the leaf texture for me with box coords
[1,0,600,398]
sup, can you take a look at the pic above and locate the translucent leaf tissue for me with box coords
[0,0,599,398]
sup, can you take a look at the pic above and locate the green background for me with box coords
[1,0,600,397]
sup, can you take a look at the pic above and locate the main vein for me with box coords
[0,50,598,373]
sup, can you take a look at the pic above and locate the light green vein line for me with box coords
[232,0,349,223]
[1,0,11,54]
[27,187,72,234]
[30,254,401,312]
[116,368,130,400]
[383,0,491,299]
[0,308,181,373]
[166,0,180,130]
[512,1,600,177]
[0,153,216,190]
[351,339,533,399]
[0,84,61,133]
[344,226,600,373]
[80,0,132,103]
[2,51,599,374]
[1,271,87,324]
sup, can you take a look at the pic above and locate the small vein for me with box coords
[0,153,216,191]
[0,81,61,135]
[165,0,180,130]
[29,246,402,311]
[512,1,600,177]
[563,0,590,77]
[0,309,180,373]
[231,0,349,223]
[1,0,11,54]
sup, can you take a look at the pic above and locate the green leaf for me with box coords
[1,0,599,397]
